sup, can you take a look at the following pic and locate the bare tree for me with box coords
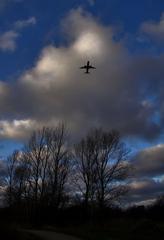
[22,124,70,209]
[4,124,71,215]
[95,129,129,208]
[74,128,130,209]
[4,125,129,220]
[47,123,71,209]
[5,151,20,206]
[23,127,50,205]
[74,134,98,208]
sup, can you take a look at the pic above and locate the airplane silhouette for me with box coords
[80,61,96,74]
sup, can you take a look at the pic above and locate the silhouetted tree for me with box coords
[46,123,71,209]
[74,129,129,209]
[5,150,30,210]
[23,127,51,206]
[4,124,71,222]
[74,132,98,208]
[5,151,20,206]
[4,125,131,224]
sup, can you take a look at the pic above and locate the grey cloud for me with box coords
[88,0,96,6]
[125,143,164,205]
[126,178,164,206]
[0,8,162,140]
[133,144,164,178]
[0,30,19,51]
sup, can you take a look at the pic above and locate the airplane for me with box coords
[80,61,96,74]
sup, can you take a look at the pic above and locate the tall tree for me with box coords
[74,128,130,208]
[21,124,70,209]
[47,123,71,209]
[74,134,98,208]
[23,127,50,205]
[5,151,20,206]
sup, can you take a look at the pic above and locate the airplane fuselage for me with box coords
[86,61,90,73]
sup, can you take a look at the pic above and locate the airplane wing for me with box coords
[89,65,96,69]
[80,65,87,69]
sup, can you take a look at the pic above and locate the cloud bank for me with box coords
[133,144,164,178]
[0,8,162,142]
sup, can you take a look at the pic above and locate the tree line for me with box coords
[2,124,130,222]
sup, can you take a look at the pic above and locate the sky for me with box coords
[0,0,164,205]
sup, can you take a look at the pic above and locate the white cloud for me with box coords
[73,31,105,57]
[0,118,63,140]
[0,119,37,139]
[14,16,36,30]
[141,12,164,40]
[0,16,36,52]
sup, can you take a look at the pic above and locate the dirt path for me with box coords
[29,230,82,240]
